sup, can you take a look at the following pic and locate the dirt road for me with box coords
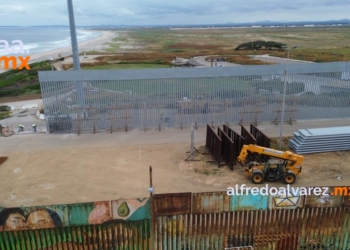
[1,119,350,208]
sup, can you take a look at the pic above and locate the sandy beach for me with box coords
[0,30,118,74]
[28,30,118,63]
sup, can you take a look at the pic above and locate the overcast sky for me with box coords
[1,0,350,26]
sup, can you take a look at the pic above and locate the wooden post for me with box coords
[149,166,154,250]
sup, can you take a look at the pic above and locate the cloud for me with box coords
[0,4,27,15]
[0,0,349,25]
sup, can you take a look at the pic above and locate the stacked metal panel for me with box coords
[289,126,350,154]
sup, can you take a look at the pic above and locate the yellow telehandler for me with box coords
[237,144,304,184]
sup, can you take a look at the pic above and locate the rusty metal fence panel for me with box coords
[223,124,245,164]
[205,124,222,167]
[240,125,258,163]
[0,220,151,250]
[218,127,236,170]
[192,192,231,214]
[1,189,350,249]
[153,207,350,250]
[0,156,8,165]
[152,193,192,216]
[250,124,271,162]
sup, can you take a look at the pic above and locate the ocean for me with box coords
[0,27,101,56]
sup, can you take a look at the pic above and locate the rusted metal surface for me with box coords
[2,190,350,249]
[240,125,257,146]
[206,124,222,167]
[152,193,192,216]
[0,156,8,165]
[218,127,235,170]
[250,123,271,162]
[304,186,343,208]
[240,125,258,162]
[343,193,350,207]
[192,192,231,214]
[0,220,151,250]
[153,207,350,250]
[223,124,245,164]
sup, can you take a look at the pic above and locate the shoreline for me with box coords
[0,30,118,74]
[28,30,118,63]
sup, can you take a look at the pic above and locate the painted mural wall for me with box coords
[1,187,350,249]
[0,198,150,232]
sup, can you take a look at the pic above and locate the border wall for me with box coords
[1,187,349,249]
[38,62,350,133]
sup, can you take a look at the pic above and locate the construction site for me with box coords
[1,59,350,249]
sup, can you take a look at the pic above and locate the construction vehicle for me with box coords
[237,144,304,184]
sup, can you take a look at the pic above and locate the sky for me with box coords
[1,0,350,26]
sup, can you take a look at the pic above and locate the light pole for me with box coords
[49,57,54,71]
[278,45,298,149]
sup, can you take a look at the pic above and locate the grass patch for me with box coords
[0,111,11,120]
[84,63,170,70]
[0,106,11,120]
[103,42,121,53]
[0,61,50,97]
[270,136,293,151]
[193,166,221,175]
[124,27,350,62]
[269,48,350,62]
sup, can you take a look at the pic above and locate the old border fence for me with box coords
[205,124,222,167]
[2,188,350,249]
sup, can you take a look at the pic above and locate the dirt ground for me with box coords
[0,94,42,103]
[1,129,349,208]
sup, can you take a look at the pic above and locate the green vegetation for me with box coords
[91,77,252,99]
[125,27,350,62]
[270,136,293,151]
[299,90,350,107]
[269,48,350,62]
[0,105,11,120]
[103,37,121,52]
[235,40,287,50]
[84,63,170,70]
[0,61,50,97]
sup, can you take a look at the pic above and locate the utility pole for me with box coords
[67,0,80,70]
[67,0,85,107]
[279,45,298,149]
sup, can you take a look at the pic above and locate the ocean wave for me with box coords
[23,44,38,51]
[0,44,38,55]
[53,37,71,44]
[78,30,92,35]
[77,35,88,40]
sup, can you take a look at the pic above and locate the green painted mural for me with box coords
[1,187,350,249]
[0,198,150,232]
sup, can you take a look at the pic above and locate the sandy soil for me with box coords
[28,30,118,64]
[1,126,349,208]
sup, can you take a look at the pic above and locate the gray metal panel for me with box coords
[289,125,350,153]
[303,126,350,136]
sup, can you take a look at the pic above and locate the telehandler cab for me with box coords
[237,144,304,184]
